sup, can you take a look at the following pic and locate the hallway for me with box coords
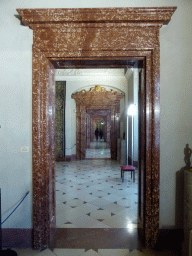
[85,141,111,159]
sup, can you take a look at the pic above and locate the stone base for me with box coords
[2,229,32,249]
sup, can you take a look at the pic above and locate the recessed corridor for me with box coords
[85,141,111,159]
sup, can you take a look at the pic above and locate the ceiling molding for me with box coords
[72,85,124,106]
[55,68,125,77]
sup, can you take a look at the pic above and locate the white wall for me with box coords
[159,2,192,228]
[133,69,139,162]
[0,0,191,230]
[127,72,134,161]
[126,69,139,162]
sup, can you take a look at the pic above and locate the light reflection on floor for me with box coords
[85,141,111,158]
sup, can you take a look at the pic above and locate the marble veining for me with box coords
[17,7,177,249]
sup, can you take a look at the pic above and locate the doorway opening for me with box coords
[85,109,111,160]
[54,61,142,246]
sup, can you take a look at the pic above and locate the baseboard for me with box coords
[2,228,32,248]
[65,155,76,161]
[56,155,76,162]
[155,229,184,253]
[55,158,66,161]
[1,228,184,250]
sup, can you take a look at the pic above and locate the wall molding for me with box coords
[2,228,183,254]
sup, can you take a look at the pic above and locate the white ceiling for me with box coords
[55,68,126,77]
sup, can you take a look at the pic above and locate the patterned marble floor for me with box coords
[14,247,179,256]
[55,159,138,229]
[11,153,180,255]
[85,141,111,158]
[14,248,148,256]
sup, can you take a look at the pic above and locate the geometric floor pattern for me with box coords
[13,157,168,255]
[13,247,180,256]
[14,248,148,256]
[13,145,180,255]
[85,141,111,158]
[55,159,138,229]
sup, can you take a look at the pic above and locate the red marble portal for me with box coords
[17,7,177,249]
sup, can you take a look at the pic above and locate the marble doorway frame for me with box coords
[17,7,177,249]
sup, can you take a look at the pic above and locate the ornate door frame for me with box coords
[72,86,124,160]
[17,7,177,249]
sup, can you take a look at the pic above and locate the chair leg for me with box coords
[133,170,135,182]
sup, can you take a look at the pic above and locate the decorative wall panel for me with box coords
[17,7,177,249]
[55,81,66,161]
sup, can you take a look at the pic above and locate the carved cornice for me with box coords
[72,85,124,106]
[17,7,177,28]
[90,85,106,92]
